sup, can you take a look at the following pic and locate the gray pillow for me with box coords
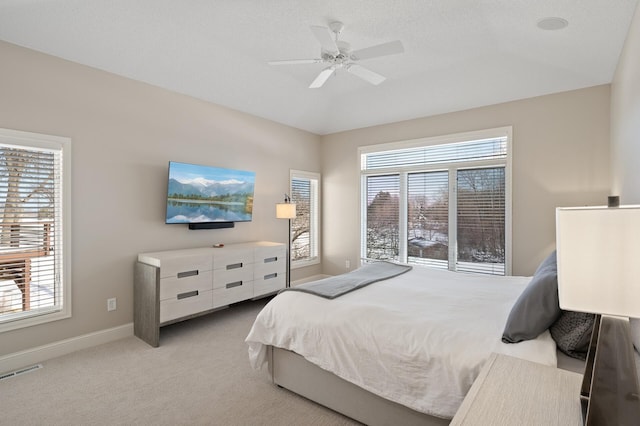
[550,311,595,360]
[502,251,561,343]
[630,318,640,386]
[630,318,640,354]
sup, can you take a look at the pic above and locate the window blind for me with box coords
[360,129,510,275]
[290,172,319,264]
[363,137,507,170]
[0,144,63,322]
[291,177,311,261]
[456,168,505,274]
[365,174,400,261]
[407,171,449,269]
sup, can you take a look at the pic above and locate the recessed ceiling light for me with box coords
[537,17,569,31]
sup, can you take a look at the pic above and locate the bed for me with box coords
[245,261,581,425]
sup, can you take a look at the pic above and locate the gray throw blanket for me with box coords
[281,261,412,299]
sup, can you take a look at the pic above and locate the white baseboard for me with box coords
[291,274,330,286]
[0,323,133,374]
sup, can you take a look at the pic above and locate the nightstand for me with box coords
[451,353,583,425]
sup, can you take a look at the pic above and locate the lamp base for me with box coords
[286,219,291,288]
[580,315,640,425]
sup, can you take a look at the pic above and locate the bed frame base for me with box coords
[269,346,449,426]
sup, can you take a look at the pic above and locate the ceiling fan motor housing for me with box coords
[329,21,345,35]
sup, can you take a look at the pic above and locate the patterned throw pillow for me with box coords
[550,311,595,360]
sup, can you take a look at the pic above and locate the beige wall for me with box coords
[0,40,321,356]
[611,3,640,203]
[320,86,611,277]
[0,28,622,358]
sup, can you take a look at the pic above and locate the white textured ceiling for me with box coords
[0,0,637,135]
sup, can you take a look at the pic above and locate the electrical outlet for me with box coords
[107,298,117,312]
[345,259,351,269]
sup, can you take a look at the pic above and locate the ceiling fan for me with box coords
[268,21,404,89]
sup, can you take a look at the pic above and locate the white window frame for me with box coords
[290,170,320,269]
[0,128,72,333]
[359,127,512,275]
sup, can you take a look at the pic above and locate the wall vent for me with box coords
[0,364,43,381]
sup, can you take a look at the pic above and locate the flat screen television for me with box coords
[165,161,255,228]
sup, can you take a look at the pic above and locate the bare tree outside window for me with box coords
[456,168,505,271]
[0,146,57,315]
[291,178,310,261]
[0,148,55,230]
[366,174,400,261]
[290,172,319,265]
[407,171,449,266]
[361,131,509,275]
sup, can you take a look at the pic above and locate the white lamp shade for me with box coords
[276,203,296,219]
[556,205,640,318]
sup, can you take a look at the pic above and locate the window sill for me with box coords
[0,307,70,333]
[292,257,320,269]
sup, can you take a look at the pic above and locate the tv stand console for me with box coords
[134,241,285,347]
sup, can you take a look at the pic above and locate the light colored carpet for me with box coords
[0,298,360,425]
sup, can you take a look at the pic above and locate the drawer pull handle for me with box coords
[177,290,199,300]
[264,257,278,263]
[264,273,277,280]
[226,281,243,289]
[226,262,243,270]
[177,270,199,278]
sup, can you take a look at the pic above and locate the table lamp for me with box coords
[556,203,640,425]
[276,194,296,288]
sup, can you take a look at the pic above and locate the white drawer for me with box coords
[159,270,213,301]
[253,271,285,297]
[160,254,213,279]
[160,289,213,323]
[254,256,285,276]
[254,245,285,265]
[213,251,253,271]
[212,281,254,308]
[213,267,253,290]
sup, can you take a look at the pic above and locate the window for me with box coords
[365,174,400,261]
[290,170,320,267]
[0,128,71,332]
[360,128,511,275]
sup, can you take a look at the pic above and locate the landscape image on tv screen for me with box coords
[166,161,255,224]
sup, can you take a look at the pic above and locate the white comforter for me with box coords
[245,265,557,419]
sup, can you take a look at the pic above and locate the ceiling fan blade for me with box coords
[350,40,404,61]
[309,66,335,89]
[268,59,323,65]
[310,25,340,56]
[346,64,386,85]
